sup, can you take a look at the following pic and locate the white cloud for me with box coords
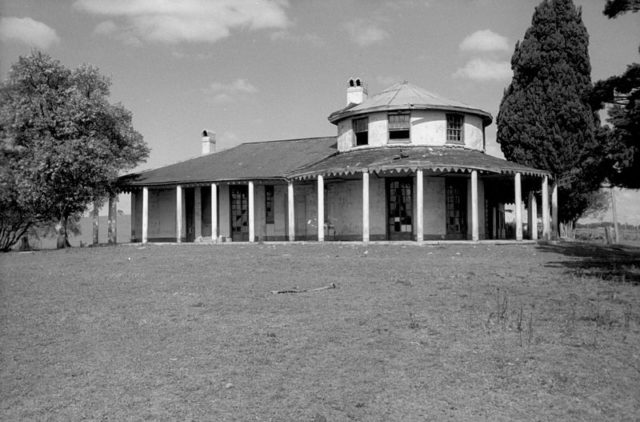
[0,17,60,49]
[345,19,389,46]
[460,29,510,52]
[74,0,290,44]
[94,20,142,46]
[270,30,324,47]
[453,58,512,81]
[206,79,259,103]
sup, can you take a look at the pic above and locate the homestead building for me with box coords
[118,79,557,244]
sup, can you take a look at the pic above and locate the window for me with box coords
[353,117,368,146]
[446,114,464,143]
[388,112,410,142]
[265,185,274,224]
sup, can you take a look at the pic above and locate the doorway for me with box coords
[184,188,195,242]
[230,185,249,241]
[446,179,467,239]
[387,178,413,240]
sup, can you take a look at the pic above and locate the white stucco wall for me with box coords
[367,112,388,148]
[147,188,177,240]
[272,185,287,239]
[293,183,317,239]
[336,110,485,152]
[423,177,447,238]
[317,175,451,240]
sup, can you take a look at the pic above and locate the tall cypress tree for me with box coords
[497,0,600,223]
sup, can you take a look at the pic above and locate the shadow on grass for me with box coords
[537,241,640,283]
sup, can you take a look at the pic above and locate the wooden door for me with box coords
[230,185,249,241]
[446,179,467,239]
[387,178,413,240]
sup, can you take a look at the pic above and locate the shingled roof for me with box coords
[328,81,493,125]
[288,145,551,179]
[120,137,337,187]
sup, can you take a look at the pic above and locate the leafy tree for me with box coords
[589,1,639,188]
[497,0,602,224]
[603,0,640,17]
[0,52,149,250]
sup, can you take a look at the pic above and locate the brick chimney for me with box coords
[347,77,367,105]
[201,130,216,155]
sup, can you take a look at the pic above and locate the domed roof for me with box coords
[328,81,492,125]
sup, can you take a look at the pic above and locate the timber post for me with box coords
[515,172,523,241]
[362,172,370,243]
[142,187,149,244]
[471,170,479,241]
[317,175,324,242]
[416,169,424,243]
[287,181,295,242]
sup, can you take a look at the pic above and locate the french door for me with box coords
[387,178,413,240]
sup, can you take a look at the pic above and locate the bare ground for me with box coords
[1,242,639,421]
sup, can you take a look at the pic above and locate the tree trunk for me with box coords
[56,217,71,249]
[92,201,99,246]
[18,236,31,251]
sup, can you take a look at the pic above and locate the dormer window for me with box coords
[353,117,368,146]
[446,114,464,143]
[388,112,410,142]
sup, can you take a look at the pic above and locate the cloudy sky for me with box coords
[1,0,638,220]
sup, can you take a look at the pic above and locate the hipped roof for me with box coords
[328,81,493,125]
[120,137,337,187]
[288,146,551,179]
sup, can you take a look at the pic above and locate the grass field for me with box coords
[1,242,639,421]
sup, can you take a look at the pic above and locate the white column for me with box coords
[542,176,550,240]
[515,173,522,240]
[529,192,538,240]
[176,185,182,243]
[248,181,255,242]
[194,187,202,239]
[211,183,218,241]
[362,172,370,243]
[416,170,424,242]
[288,181,295,241]
[551,181,558,239]
[317,175,324,242]
[471,170,479,241]
[142,187,149,244]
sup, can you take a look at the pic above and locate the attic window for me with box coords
[353,117,368,146]
[388,112,410,142]
[446,114,464,143]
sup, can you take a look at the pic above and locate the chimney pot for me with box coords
[202,130,216,155]
[346,77,367,105]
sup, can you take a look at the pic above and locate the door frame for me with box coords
[445,178,468,240]
[386,177,414,241]
[229,185,249,242]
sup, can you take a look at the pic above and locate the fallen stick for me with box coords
[271,282,336,294]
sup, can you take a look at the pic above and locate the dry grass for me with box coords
[1,242,639,421]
